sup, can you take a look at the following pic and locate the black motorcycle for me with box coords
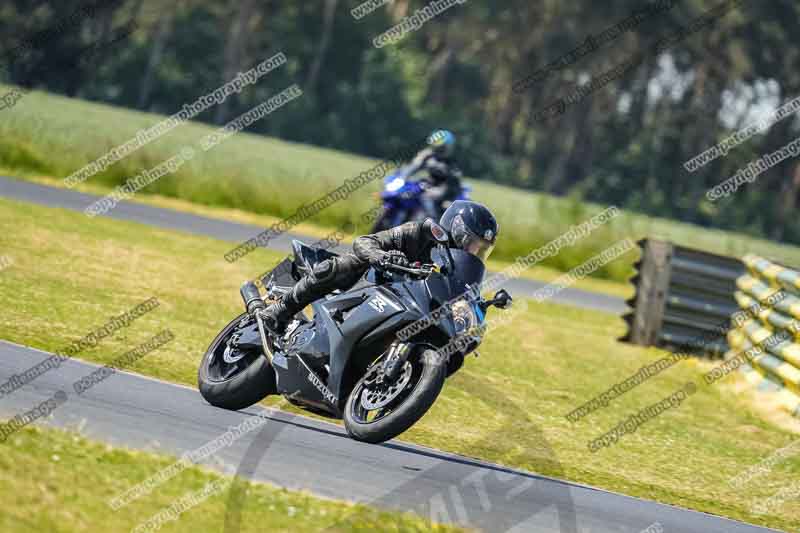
[198,236,512,443]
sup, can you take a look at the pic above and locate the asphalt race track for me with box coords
[0,176,625,314]
[0,341,777,533]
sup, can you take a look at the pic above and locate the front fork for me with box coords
[378,342,412,384]
[240,281,274,365]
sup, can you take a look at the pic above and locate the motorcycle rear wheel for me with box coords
[198,313,277,411]
[344,349,446,443]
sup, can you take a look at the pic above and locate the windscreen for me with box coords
[431,247,486,295]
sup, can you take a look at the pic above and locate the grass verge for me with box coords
[0,425,461,532]
[0,197,798,531]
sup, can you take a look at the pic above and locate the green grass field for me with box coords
[1,197,798,531]
[4,84,800,283]
[0,425,461,532]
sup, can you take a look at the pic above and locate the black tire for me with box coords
[198,313,277,411]
[343,349,446,444]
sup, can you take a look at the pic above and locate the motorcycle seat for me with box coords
[291,240,339,279]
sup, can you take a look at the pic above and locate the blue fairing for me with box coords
[380,172,422,210]
[380,171,470,220]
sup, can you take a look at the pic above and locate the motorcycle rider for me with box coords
[262,200,499,335]
[400,129,464,219]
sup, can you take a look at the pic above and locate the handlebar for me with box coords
[378,261,438,278]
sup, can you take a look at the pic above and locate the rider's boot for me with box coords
[263,256,364,337]
[241,280,297,337]
[262,297,295,336]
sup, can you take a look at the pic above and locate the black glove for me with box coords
[379,250,410,268]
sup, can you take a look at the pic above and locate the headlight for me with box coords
[386,177,405,192]
[450,299,482,336]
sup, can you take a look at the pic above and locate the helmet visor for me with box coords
[434,143,454,157]
[452,215,495,261]
[462,233,495,261]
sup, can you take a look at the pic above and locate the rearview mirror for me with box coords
[489,289,512,310]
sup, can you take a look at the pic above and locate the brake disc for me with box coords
[360,362,413,410]
[222,333,248,364]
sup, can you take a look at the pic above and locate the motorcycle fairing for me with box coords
[323,286,407,405]
[267,248,487,413]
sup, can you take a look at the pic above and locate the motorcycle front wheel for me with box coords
[343,349,446,444]
[198,312,277,411]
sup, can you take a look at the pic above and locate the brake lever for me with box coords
[416,263,438,276]
[379,261,436,278]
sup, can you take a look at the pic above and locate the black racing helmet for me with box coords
[439,200,499,262]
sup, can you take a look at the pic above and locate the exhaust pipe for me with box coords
[240,281,265,315]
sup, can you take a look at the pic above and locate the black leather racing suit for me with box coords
[268,219,439,327]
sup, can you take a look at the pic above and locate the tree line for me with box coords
[2,0,799,244]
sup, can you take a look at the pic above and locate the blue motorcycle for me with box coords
[372,171,471,232]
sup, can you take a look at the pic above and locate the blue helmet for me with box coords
[428,129,456,157]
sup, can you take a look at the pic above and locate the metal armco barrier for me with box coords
[725,255,800,416]
[621,238,743,357]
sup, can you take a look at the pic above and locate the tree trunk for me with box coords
[425,48,454,107]
[215,0,257,123]
[546,95,595,196]
[306,0,338,95]
[137,6,177,110]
